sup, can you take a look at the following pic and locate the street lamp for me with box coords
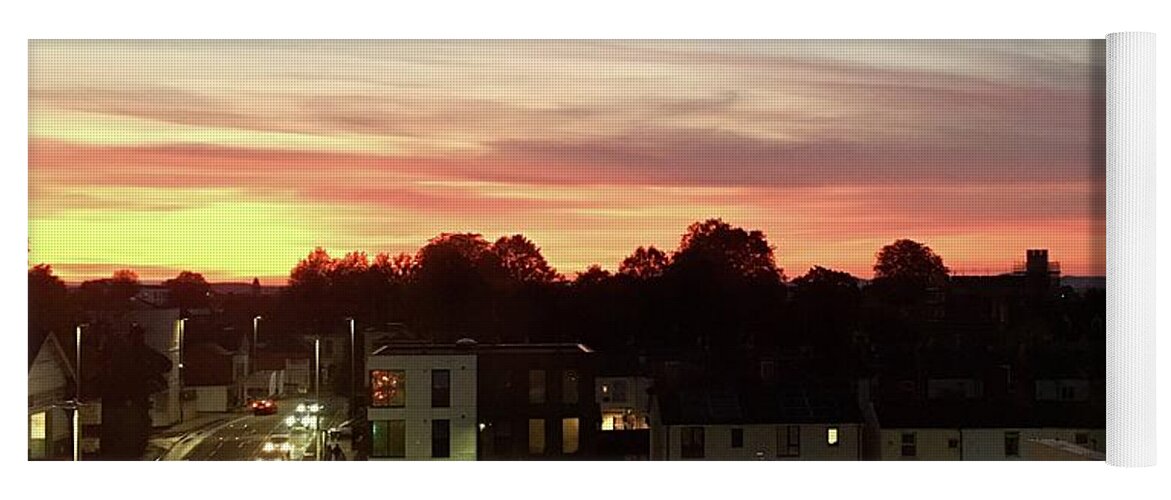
[72,324,85,461]
[178,318,187,424]
[345,317,356,407]
[314,337,321,460]
[252,316,262,374]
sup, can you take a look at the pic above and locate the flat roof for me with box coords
[370,342,594,356]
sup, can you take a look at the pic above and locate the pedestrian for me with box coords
[332,443,346,461]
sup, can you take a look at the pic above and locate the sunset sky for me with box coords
[28,40,1105,284]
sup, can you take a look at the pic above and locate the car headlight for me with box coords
[309,404,320,413]
[281,443,293,452]
[263,442,275,452]
[285,416,297,427]
[301,416,314,427]
[296,404,307,413]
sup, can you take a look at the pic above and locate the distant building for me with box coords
[650,385,863,460]
[183,342,249,412]
[872,402,1105,460]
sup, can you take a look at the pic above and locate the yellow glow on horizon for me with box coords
[29,187,318,281]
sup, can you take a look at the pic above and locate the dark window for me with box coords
[494,422,512,454]
[1005,432,1021,457]
[901,433,917,458]
[371,420,406,458]
[731,428,744,448]
[528,370,546,404]
[681,427,705,459]
[562,370,579,404]
[777,425,800,457]
[948,438,960,449]
[431,369,451,408]
[370,370,405,407]
[432,419,450,458]
[528,419,546,454]
[610,379,628,403]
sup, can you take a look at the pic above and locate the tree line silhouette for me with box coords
[31,218,958,374]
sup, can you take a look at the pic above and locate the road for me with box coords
[179,396,348,461]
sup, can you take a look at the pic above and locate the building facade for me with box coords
[366,349,478,460]
[364,341,599,460]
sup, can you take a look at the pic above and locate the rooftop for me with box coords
[370,341,594,356]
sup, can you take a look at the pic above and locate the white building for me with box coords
[874,403,1106,460]
[366,346,478,460]
[126,308,184,427]
[28,333,75,460]
[650,386,862,460]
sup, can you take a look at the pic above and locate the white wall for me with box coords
[658,423,861,461]
[880,428,1106,460]
[879,429,962,460]
[128,309,182,427]
[367,354,477,460]
[961,428,1106,460]
[193,386,229,413]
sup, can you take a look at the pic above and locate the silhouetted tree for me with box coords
[99,323,172,459]
[618,246,670,280]
[413,233,503,340]
[872,239,949,304]
[574,264,613,286]
[78,269,141,311]
[672,218,783,282]
[791,266,863,372]
[491,234,560,284]
[163,270,211,309]
[330,251,370,317]
[29,264,71,360]
[288,247,337,330]
[663,219,787,360]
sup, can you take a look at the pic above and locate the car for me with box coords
[258,434,294,461]
[296,400,324,414]
[250,399,277,416]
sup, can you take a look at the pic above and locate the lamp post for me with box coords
[72,324,84,461]
[178,318,187,424]
[346,317,356,407]
[252,316,262,374]
[314,337,321,460]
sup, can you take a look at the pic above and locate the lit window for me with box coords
[29,412,46,440]
[528,419,546,454]
[827,427,840,446]
[562,418,580,454]
[370,370,405,407]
